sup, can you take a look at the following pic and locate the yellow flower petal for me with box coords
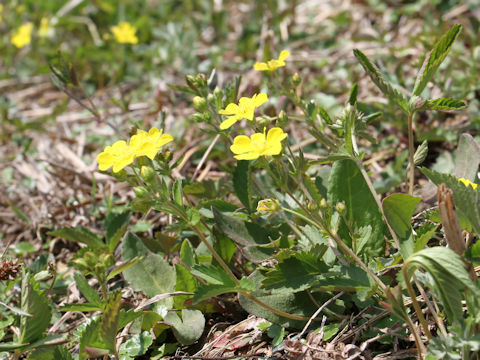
[278,50,290,62]
[220,115,242,130]
[219,103,239,115]
[111,22,138,44]
[253,93,268,107]
[459,177,478,190]
[254,62,269,71]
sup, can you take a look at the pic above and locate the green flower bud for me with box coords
[307,201,318,211]
[100,253,115,268]
[335,201,346,215]
[140,166,156,182]
[256,198,280,213]
[193,96,207,111]
[278,110,288,127]
[291,72,301,86]
[84,251,97,267]
[134,186,149,198]
[319,198,329,210]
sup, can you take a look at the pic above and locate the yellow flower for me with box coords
[257,199,280,213]
[459,177,478,190]
[97,140,136,173]
[97,128,173,173]
[218,93,268,130]
[11,22,33,48]
[130,128,173,160]
[254,50,290,71]
[111,22,138,44]
[230,127,287,160]
[38,17,52,37]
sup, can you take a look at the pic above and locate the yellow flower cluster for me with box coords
[218,93,268,130]
[230,127,287,160]
[111,22,138,44]
[254,50,290,72]
[97,128,173,173]
[459,177,478,190]
[11,22,33,48]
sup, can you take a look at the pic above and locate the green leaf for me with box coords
[174,264,197,309]
[212,207,272,246]
[59,303,102,312]
[233,160,252,212]
[104,211,131,252]
[190,264,236,286]
[28,345,74,360]
[122,233,176,304]
[173,179,183,207]
[383,193,421,259]
[348,83,358,105]
[19,275,52,344]
[353,49,408,112]
[453,133,480,182]
[0,301,31,317]
[327,159,385,259]
[405,247,480,324]
[107,257,142,281]
[48,226,104,249]
[99,292,122,353]
[412,24,462,96]
[416,97,466,112]
[73,272,102,306]
[193,283,240,303]
[421,168,480,235]
[164,309,205,345]
[180,239,198,268]
[118,331,153,358]
[79,319,109,359]
[213,227,237,265]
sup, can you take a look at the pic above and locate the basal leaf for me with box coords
[383,193,421,259]
[104,211,131,252]
[164,309,205,345]
[118,331,153,358]
[412,24,462,96]
[122,233,176,304]
[48,226,104,249]
[353,49,408,112]
[19,275,52,344]
[233,160,252,212]
[327,159,385,259]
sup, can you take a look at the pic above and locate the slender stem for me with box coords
[353,158,401,250]
[405,314,426,359]
[402,265,432,340]
[407,112,415,196]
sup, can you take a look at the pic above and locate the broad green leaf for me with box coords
[164,309,205,345]
[212,207,272,246]
[190,264,235,286]
[383,193,421,259]
[48,226,104,249]
[79,319,110,359]
[415,97,466,112]
[99,292,122,353]
[122,233,176,304]
[180,239,198,268]
[233,160,252,212]
[104,211,131,252]
[421,168,480,235]
[327,159,385,259]
[118,331,153,358]
[174,264,197,309]
[107,257,142,281]
[353,49,408,112]
[405,247,480,324]
[454,133,480,182]
[213,227,237,265]
[19,275,52,344]
[73,272,101,306]
[412,24,462,96]
[118,309,144,330]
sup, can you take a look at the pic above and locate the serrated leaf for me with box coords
[233,160,252,212]
[405,246,480,324]
[99,292,122,352]
[164,309,205,345]
[416,97,466,112]
[421,168,480,234]
[104,211,131,252]
[74,272,102,306]
[454,133,480,181]
[353,49,408,112]
[190,264,236,286]
[412,24,462,96]
[327,159,385,259]
[122,233,176,304]
[48,226,104,249]
[383,193,421,259]
[19,275,52,344]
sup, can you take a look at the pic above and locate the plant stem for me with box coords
[407,112,415,195]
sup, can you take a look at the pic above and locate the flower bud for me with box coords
[193,96,207,111]
[291,72,301,86]
[307,201,318,211]
[256,198,280,213]
[278,110,288,127]
[319,198,329,210]
[335,201,346,215]
[140,166,156,182]
[134,186,149,198]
